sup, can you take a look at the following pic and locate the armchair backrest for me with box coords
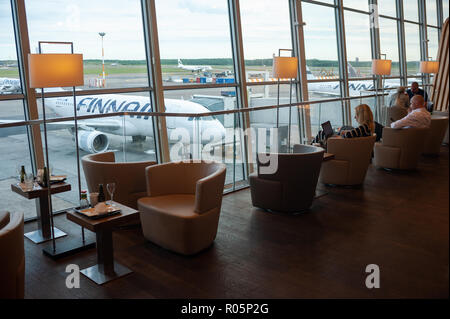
[381,127,428,167]
[81,151,156,209]
[257,145,324,205]
[386,106,408,126]
[145,160,226,214]
[0,211,24,299]
[325,135,376,184]
[423,117,449,154]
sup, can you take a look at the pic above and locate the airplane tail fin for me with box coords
[347,62,359,77]
[178,58,183,67]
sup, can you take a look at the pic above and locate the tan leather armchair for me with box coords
[249,145,324,213]
[432,111,449,145]
[319,135,376,186]
[0,211,24,299]
[423,116,449,155]
[138,160,226,255]
[385,106,408,127]
[373,127,428,170]
[81,152,156,209]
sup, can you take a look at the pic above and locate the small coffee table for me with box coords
[66,201,139,285]
[11,182,71,244]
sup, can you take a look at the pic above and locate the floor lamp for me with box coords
[372,54,391,125]
[273,50,298,152]
[29,48,94,258]
[419,59,439,107]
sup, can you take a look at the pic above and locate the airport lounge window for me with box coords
[240,0,293,82]
[0,1,21,96]
[24,0,149,90]
[443,0,449,20]
[302,2,340,99]
[0,100,35,220]
[379,17,400,76]
[427,27,439,60]
[404,22,422,76]
[154,0,234,87]
[343,0,369,12]
[344,10,373,78]
[377,0,397,18]
[403,0,419,22]
[426,0,438,26]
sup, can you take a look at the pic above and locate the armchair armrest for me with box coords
[194,165,226,214]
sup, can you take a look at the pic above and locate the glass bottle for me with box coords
[20,165,26,183]
[98,184,105,203]
[79,190,89,209]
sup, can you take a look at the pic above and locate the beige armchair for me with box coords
[81,152,156,210]
[249,145,324,213]
[432,111,449,145]
[319,135,376,186]
[0,211,24,299]
[423,116,449,155]
[138,160,226,255]
[373,127,428,170]
[385,106,408,127]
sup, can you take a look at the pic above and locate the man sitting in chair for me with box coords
[390,95,431,129]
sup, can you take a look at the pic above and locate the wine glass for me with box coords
[106,183,116,207]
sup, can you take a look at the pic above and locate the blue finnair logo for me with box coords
[76,97,152,119]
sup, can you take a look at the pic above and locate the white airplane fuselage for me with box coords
[45,94,225,142]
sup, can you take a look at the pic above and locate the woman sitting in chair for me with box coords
[312,104,380,147]
[339,104,375,138]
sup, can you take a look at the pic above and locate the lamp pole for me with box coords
[99,32,106,87]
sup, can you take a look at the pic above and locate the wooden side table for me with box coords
[66,201,139,285]
[11,182,71,244]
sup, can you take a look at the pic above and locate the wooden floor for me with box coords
[24,148,449,298]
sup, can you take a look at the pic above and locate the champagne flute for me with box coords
[107,182,116,207]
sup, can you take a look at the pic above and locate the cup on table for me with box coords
[24,173,34,191]
[89,192,99,207]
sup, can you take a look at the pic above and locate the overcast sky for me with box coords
[0,0,445,61]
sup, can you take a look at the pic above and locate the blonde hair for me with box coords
[355,104,374,133]
[395,86,406,106]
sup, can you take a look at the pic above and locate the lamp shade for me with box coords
[28,53,84,88]
[419,61,439,73]
[372,59,392,75]
[272,56,298,78]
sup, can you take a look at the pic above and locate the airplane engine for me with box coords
[77,130,110,153]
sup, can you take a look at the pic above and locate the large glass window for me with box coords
[0,1,20,95]
[240,0,292,80]
[25,0,148,90]
[379,17,400,76]
[344,11,372,78]
[404,0,419,22]
[443,0,449,20]
[302,2,340,87]
[427,27,439,59]
[343,0,369,12]
[404,22,422,76]
[426,0,438,26]
[155,0,234,86]
[378,0,397,17]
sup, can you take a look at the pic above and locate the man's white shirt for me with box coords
[390,107,431,129]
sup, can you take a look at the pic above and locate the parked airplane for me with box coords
[177,58,212,72]
[0,77,21,94]
[307,63,406,97]
[0,88,226,154]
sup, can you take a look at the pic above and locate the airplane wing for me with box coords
[307,90,341,97]
[0,118,122,132]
